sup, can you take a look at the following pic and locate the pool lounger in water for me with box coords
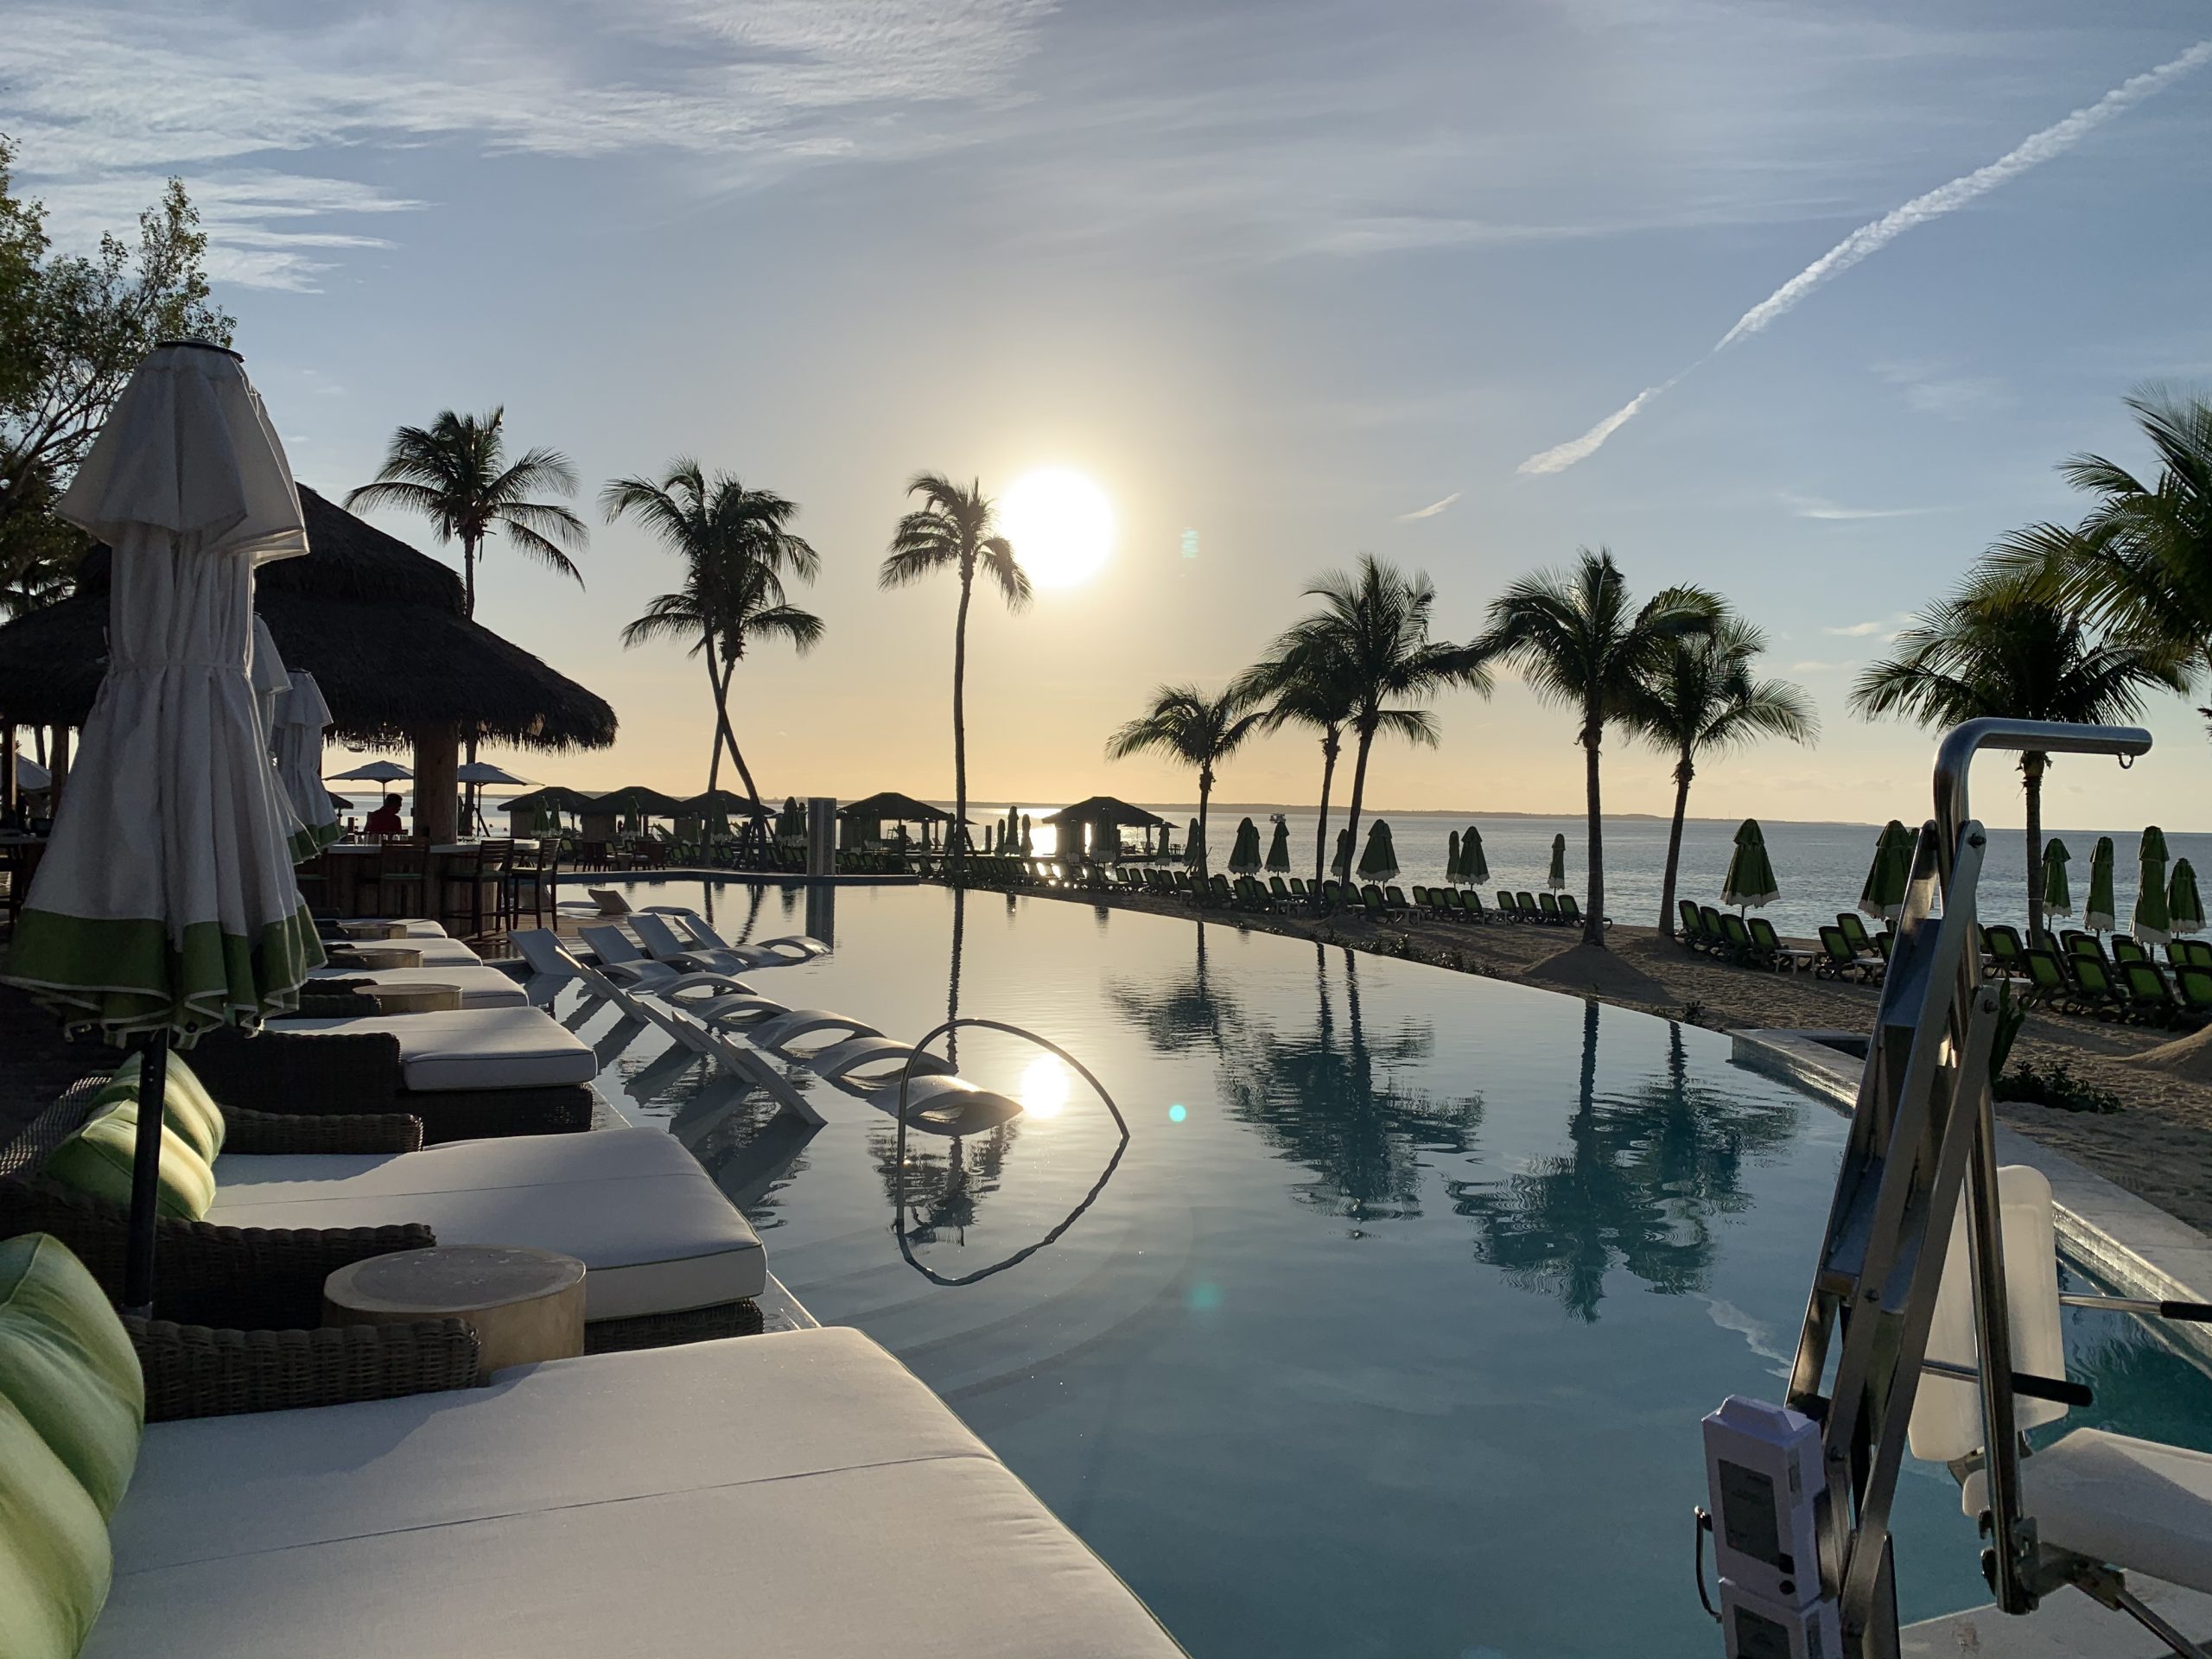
[745,1007,887,1055]
[571,925,754,997]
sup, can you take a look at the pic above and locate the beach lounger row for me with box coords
[1673,901,1828,974]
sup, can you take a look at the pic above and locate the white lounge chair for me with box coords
[648,906,829,963]
[1910,1165,2212,1654]
[746,1007,887,1055]
[626,912,781,974]
[573,924,754,997]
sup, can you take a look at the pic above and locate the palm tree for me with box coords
[1472,550,1716,948]
[346,408,586,619]
[1105,683,1266,880]
[605,461,822,812]
[879,474,1030,855]
[1234,633,1361,889]
[1622,614,1815,938]
[1270,556,1485,898]
[1850,583,2185,943]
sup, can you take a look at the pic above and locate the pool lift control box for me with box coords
[1702,1395,1840,1659]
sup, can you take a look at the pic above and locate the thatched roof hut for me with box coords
[1040,794,1168,861]
[0,486,616,753]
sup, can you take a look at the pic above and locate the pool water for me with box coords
[570,880,2212,1658]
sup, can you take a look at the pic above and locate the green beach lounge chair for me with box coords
[1517,891,1542,922]
[2111,936,2149,965]
[2019,948,2069,1010]
[1537,892,1562,922]
[1748,916,1813,972]
[1835,912,1874,955]
[1677,900,1703,947]
[2117,960,2182,1027]
[1719,912,1758,963]
[1384,885,1411,912]
[1816,925,1883,982]
[2065,955,2124,1019]
[2176,966,2212,1022]
[1558,895,1584,926]
[1360,884,1387,916]
[1982,925,2026,977]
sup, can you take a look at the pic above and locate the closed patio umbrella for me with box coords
[1020,813,1034,855]
[1459,825,1489,887]
[1720,818,1778,911]
[1264,819,1291,872]
[1547,832,1567,893]
[2085,836,2117,933]
[1227,817,1262,874]
[1331,826,1353,879]
[2,341,322,1311]
[1446,830,1461,885]
[2135,826,2171,945]
[1858,820,1914,921]
[1357,820,1398,883]
[272,669,340,856]
[1185,818,1205,872]
[2170,858,2205,937]
[2040,837,2072,922]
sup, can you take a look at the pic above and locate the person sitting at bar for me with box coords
[364,793,405,837]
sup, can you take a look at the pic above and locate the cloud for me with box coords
[1780,492,1950,522]
[1516,36,2212,475]
[1395,491,1462,521]
[1789,659,1845,673]
[1821,619,1897,638]
[1870,360,2012,420]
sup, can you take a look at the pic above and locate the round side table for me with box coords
[324,1246,586,1380]
[340,921,409,941]
[346,945,425,969]
[360,983,462,1014]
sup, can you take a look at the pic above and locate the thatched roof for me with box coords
[0,486,616,752]
[1041,795,1168,829]
[840,791,951,823]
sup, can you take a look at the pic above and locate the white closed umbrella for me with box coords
[2,340,323,1309]
[273,669,340,855]
[249,613,289,747]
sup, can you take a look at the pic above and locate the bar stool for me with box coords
[373,838,429,919]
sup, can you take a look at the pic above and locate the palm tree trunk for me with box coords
[701,640,723,803]
[1658,752,1693,938]
[1313,731,1339,891]
[1340,721,1376,896]
[462,533,478,619]
[951,563,974,858]
[461,533,480,810]
[1581,713,1605,949]
[2024,753,2046,945]
[1195,764,1213,883]
[709,645,756,805]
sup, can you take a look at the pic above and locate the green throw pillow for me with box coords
[0,1235,144,1520]
[0,1392,111,1659]
[42,1105,216,1222]
[97,1051,226,1163]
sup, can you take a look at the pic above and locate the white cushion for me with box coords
[1963,1428,2212,1594]
[91,1331,1180,1658]
[268,1007,596,1090]
[209,1128,763,1316]
[309,964,529,1008]
[398,938,486,967]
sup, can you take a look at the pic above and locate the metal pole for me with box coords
[123,1029,168,1315]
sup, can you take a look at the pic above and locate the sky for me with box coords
[9,2,2212,830]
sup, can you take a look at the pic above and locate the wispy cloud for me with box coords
[1821,618,1898,639]
[1516,37,2212,475]
[1395,491,1462,521]
[1870,360,2013,420]
[1780,491,1952,522]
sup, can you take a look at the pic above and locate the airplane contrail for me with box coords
[1395,490,1463,520]
[1516,39,2212,477]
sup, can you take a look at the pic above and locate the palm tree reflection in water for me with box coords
[1447,1005,1798,1321]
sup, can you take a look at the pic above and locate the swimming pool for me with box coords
[570,879,2212,1657]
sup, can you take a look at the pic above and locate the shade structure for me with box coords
[502,784,597,816]
[2040,837,2072,920]
[1357,819,1398,883]
[1227,817,1262,874]
[676,788,764,820]
[2169,858,2205,936]
[1858,820,1915,922]
[1,343,326,1313]
[1720,818,1779,911]
[841,790,952,825]
[329,758,413,783]
[455,760,531,786]
[592,785,686,818]
[1458,825,1489,886]
[1264,820,1291,873]
[2084,836,2117,933]
[2134,826,2171,945]
[1331,826,1353,879]
[272,669,340,857]
[1546,833,1567,893]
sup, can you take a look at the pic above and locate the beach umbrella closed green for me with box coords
[1186,817,1205,872]
[1546,833,1567,893]
[1265,819,1291,872]
[1332,826,1354,879]
[2135,826,2172,945]
[1446,830,1461,884]
[1228,817,1262,874]
[2085,836,2117,933]
[1857,820,1915,921]
[1020,813,1034,856]
[2169,858,2205,937]
[3,343,323,1311]
[1357,819,1399,883]
[2040,838,2072,921]
[1719,818,1779,911]
[1459,825,1489,886]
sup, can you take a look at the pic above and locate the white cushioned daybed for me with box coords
[88,1328,1186,1658]
[268,1007,595,1091]
[309,963,531,1008]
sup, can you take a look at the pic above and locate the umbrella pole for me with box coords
[123,1028,169,1316]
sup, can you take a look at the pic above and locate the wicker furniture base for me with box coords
[130,1315,481,1420]
[583,1298,763,1353]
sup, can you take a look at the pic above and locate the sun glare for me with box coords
[1019,1052,1072,1120]
[1001,468,1114,589]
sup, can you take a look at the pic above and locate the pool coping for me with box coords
[1732,1027,2212,1366]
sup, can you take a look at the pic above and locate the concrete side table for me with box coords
[346,945,424,969]
[340,921,409,941]
[359,983,462,1014]
[324,1246,587,1380]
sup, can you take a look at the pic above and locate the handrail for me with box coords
[1932,718,2151,885]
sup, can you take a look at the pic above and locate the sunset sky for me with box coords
[11,2,2212,828]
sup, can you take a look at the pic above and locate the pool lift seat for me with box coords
[1698,719,2212,1659]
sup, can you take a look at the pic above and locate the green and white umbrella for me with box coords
[1458,825,1489,887]
[1020,813,1034,855]
[1264,819,1292,872]
[1186,818,1205,873]
[2135,826,2172,946]
[1331,826,1353,879]
[2169,858,2205,937]
[1546,832,1567,893]
[271,668,340,858]
[1,342,323,1306]
[1228,817,1262,874]
[1857,820,1915,921]
[1357,819,1399,883]
[1446,830,1461,885]
[2040,837,2072,920]
[1720,818,1779,910]
[2084,836,2117,933]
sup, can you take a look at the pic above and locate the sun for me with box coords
[1000,468,1114,589]
[1019,1053,1072,1120]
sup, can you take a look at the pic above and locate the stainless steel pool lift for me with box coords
[1701,719,2212,1659]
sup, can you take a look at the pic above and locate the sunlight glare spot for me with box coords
[1001,467,1114,589]
[1020,1052,1071,1119]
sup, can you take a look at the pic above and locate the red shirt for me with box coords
[363,804,404,837]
